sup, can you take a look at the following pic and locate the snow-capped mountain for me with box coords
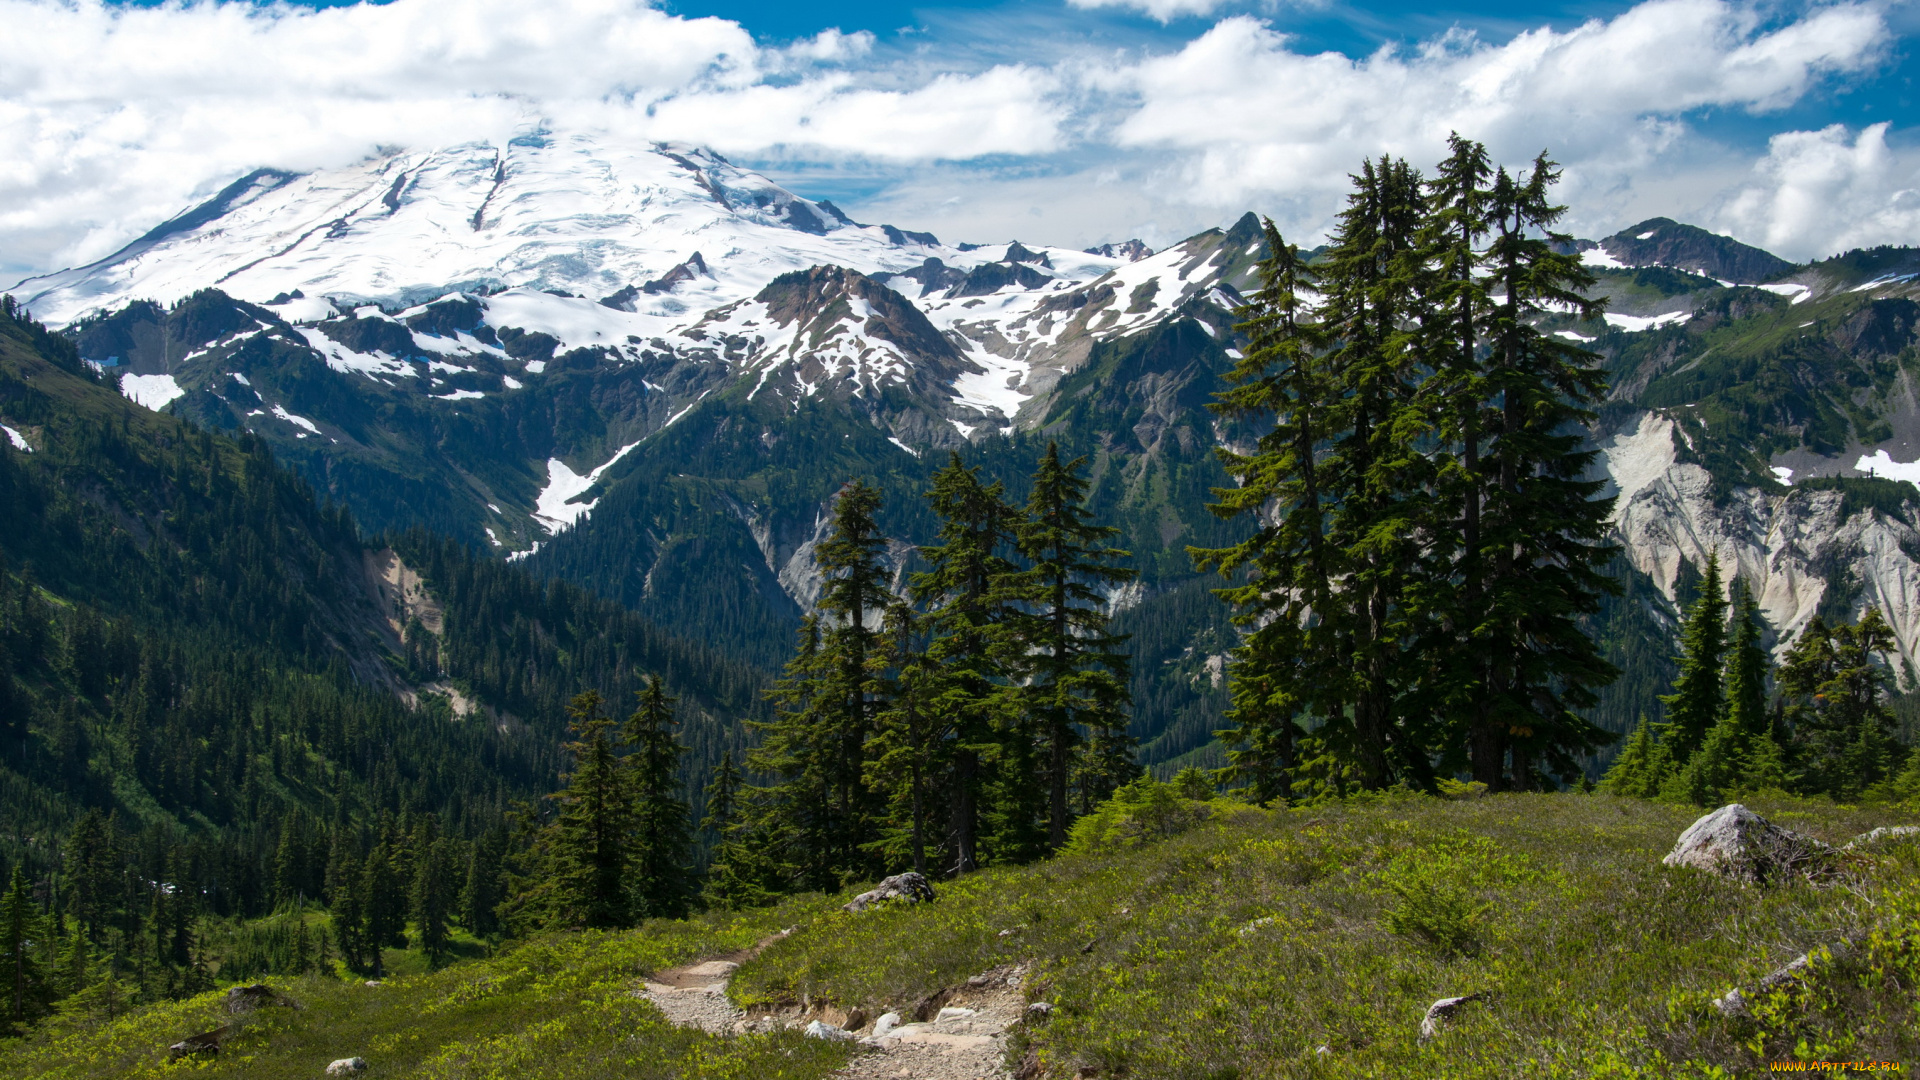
[16,126,1920,763]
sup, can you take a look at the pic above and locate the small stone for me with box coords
[998,929,1014,937]
[363,980,383,988]
[167,1029,225,1062]
[1419,992,1488,1041]
[1712,988,1748,1017]
[968,974,990,987]
[326,1058,369,1075]
[805,1019,855,1041]
[872,1011,902,1037]
[936,1006,977,1022]
[1026,1002,1053,1017]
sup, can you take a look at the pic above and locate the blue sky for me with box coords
[4,0,1916,277]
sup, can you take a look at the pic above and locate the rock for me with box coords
[937,1006,978,1022]
[805,1019,855,1041]
[1712,938,1855,1017]
[167,1028,226,1061]
[1711,988,1747,1017]
[1663,804,1836,883]
[844,1007,868,1032]
[872,1011,902,1037]
[224,983,284,1013]
[843,871,936,913]
[326,1058,369,1075]
[1419,992,1488,1040]
[1026,1002,1053,1018]
[1844,825,1920,850]
[363,980,383,988]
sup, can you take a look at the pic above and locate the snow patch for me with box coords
[1759,283,1810,302]
[2,425,30,451]
[121,374,185,411]
[1553,329,1595,342]
[1771,466,1794,485]
[434,389,485,401]
[1581,246,1626,269]
[533,440,642,534]
[888,436,920,457]
[1604,311,1690,332]
[1855,449,1920,484]
[270,404,320,434]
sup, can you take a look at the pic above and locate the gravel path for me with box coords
[639,944,1026,1080]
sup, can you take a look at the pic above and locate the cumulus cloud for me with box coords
[1103,0,1888,245]
[0,0,1908,277]
[0,0,1063,274]
[1714,123,1920,259]
[1067,0,1241,23]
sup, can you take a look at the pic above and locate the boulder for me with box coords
[1713,938,1857,1017]
[843,871,935,913]
[872,1011,902,1038]
[1419,992,1488,1041]
[326,1058,369,1075]
[167,1028,227,1061]
[224,983,285,1013]
[804,1019,855,1041]
[1663,804,1836,884]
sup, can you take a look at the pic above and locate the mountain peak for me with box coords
[1596,218,1796,284]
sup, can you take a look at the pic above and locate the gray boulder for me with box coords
[843,871,935,913]
[326,1058,369,1075]
[1663,804,1836,884]
[804,1019,855,1041]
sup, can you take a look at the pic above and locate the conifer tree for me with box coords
[1316,155,1431,788]
[410,838,455,967]
[700,752,778,910]
[542,691,635,928]
[1779,609,1898,798]
[1660,555,1729,766]
[913,455,1022,872]
[755,481,892,889]
[1724,581,1771,740]
[461,825,507,939]
[1011,443,1136,848]
[62,809,114,939]
[1,865,47,1029]
[624,675,693,920]
[867,602,944,875]
[327,844,368,972]
[1196,220,1329,805]
[1468,153,1618,789]
[1682,581,1774,804]
[360,842,405,976]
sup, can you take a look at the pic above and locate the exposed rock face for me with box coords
[844,871,936,913]
[1663,804,1837,883]
[1602,410,1920,671]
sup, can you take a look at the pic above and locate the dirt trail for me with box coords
[639,941,1025,1080]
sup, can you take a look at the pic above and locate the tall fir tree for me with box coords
[540,691,635,929]
[1660,554,1729,766]
[866,602,943,875]
[913,454,1021,872]
[1196,219,1330,806]
[410,838,455,968]
[2,865,48,1030]
[1468,153,1619,789]
[1011,443,1136,848]
[624,675,693,920]
[755,481,892,890]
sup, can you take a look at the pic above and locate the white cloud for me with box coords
[1714,122,1920,260]
[1067,0,1240,23]
[1100,0,1888,245]
[0,0,1908,277]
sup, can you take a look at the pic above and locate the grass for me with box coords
[7,895,852,1080]
[731,792,1920,1078]
[12,793,1918,1078]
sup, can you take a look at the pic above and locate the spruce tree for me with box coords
[1660,554,1729,766]
[1316,155,1431,789]
[1195,219,1329,805]
[700,752,778,910]
[755,481,892,889]
[461,825,507,939]
[1468,153,1619,789]
[624,675,693,920]
[543,691,635,928]
[410,838,455,968]
[1011,443,1136,848]
[913,454,1022,872]
[360,842,406,975]
[1,865,46,1030]
[1724,581,1771,739]
[1779,609,1898,798]
[867,601,944,875]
